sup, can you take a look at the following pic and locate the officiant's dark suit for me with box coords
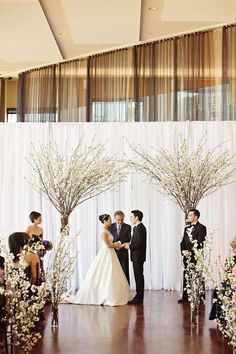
[130,222,147,302]
[109,222,131,283]
[180,219,206,302]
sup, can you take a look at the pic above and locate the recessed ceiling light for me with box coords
[59,32,66,36]
[148,7,156,10]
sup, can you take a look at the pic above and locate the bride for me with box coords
[67,214,132,306]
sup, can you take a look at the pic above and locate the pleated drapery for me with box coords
[0,121,236,291]
[17,24,236,122]
[0,78,6,122]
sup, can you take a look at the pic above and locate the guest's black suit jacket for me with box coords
[109,222,131,259]
[130,223,147,263]
[180,221,207,253]
[180,221,207,301]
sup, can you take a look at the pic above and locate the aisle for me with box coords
[33,291,233,354]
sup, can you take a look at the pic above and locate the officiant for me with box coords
[109,210,131,284]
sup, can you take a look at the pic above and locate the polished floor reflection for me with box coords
[33,291,233,354]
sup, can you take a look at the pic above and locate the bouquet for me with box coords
[27,238,53,257]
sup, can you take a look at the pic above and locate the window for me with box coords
[7,108,17,122]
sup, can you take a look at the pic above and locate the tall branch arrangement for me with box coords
[212,256,236,351]
[46,230,77,327]
[127,134,235,215]
[184,228,213,325]
[28,141,126,230]
[189,238,236,350]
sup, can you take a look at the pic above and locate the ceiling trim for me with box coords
[39,0,66,60]
[1,19,235,79]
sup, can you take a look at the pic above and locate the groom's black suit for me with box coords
[180,221,207,301]
[130,223,147,301]
[109,222,131,283]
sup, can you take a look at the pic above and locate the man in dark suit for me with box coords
[125,210,147,304]
[109,210,131,283]
[179,208,207,303]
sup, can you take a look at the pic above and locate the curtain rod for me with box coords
[2,20,236,78]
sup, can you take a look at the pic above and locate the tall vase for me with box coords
[191,304,199,326]
[51,304,59,327]
[60,215,69,233]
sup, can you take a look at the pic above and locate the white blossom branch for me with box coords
[126,134,235,215]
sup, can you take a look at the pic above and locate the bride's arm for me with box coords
[101,233,122,249]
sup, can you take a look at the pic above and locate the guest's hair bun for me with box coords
[231,237,236,250]
[99,214,110,223]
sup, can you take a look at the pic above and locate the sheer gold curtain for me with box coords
[17,61,87,122]
[0,78,6,122]
[58,59,87,122]
[88,48,135,122]
[135,30,223,121]
[135,40,175,121]
[18,66,57,122]
[223,25,236,120]
[176,29,223,121]
[17,23,236,122]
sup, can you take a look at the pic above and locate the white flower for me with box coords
[46,232,77,315]
[27,142,127,220]
[0,238,46,353]
[127,134,235,215]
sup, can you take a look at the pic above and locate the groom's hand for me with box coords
[124,243,129,249]
[119,243,126,249]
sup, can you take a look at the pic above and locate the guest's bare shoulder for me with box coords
[25,225,32,235]
[24,252,39,265]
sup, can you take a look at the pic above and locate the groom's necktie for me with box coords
[132,226,136,237]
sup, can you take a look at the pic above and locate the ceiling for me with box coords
[0,0,235,77]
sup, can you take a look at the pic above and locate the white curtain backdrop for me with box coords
[0,122,236,291]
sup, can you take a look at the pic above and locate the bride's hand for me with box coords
[114,241,122,249]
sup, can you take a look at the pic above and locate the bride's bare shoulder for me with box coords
[100,229,109,239]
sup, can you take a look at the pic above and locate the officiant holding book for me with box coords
[109,210,131,284]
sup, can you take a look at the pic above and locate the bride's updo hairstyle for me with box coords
[99,214,110,223]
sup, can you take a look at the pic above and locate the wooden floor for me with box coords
[33,291,233,354]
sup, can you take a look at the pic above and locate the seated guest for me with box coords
[25,211,43,240]
[0,256,5,349]
[8,232,40,285]
[0,255,5,319]
[0,256,4,286]
[209,236,236,321]
[8,233,45,325]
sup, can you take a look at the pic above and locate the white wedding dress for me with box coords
[67,228,132,306]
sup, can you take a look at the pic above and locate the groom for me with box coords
[125,210,146,304]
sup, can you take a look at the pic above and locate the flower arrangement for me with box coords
[184,228,213,325]
[213,255,236,351]
[186,233,236,350]
[2,242,46,354]
[127,134,235,216]
[27,142,127,231]
[45,230,77,327]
